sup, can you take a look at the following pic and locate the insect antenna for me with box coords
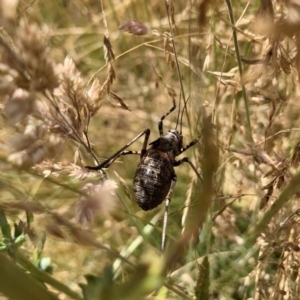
[179,95,191,134]
[175,100,181,130]
[175,94,181,131]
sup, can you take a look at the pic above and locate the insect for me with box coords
[86,97,202,250]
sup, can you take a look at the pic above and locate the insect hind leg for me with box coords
[86,129,150,170]
[175,157,203,182]
[161,173,177,251]
[180,133,201,153]
[158,98,176,136]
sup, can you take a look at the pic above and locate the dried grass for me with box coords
[0,0,300,299]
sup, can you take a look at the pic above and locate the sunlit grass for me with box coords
[0,0,300,299]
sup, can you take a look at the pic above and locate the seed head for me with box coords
[75,180,118,227]
[119,20,150,36]
[4,88,35,124]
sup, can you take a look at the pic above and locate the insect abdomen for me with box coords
[133,150,174,211]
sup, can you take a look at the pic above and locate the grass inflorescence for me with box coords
[0,0,300,299]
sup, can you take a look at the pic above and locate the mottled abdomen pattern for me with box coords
[133,149,174,211]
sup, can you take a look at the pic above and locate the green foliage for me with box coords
[80,261,165,300]
[0,210,25,252]
[0,210,11,240]
[195,256,210,300]
[0,252,57,300]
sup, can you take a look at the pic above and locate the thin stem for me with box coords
[163,1,185,101]
[248,169,300,244]
[163,0,191,129]
[44,91,100,165]
[15,251,83,300]
[224,0,253,144]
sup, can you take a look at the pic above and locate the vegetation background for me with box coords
[0,0,300,299]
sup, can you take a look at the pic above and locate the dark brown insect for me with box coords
[86,98,201,250]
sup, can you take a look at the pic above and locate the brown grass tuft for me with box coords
[75,180,118,227]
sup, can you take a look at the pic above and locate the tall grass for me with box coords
[0,0,300,299]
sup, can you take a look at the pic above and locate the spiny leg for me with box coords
[175,157,203,182]
[180,133,201,153]
[161,174,177,251]
[158,98,176,136]
[121,150,141,155]
[86,129,150,170]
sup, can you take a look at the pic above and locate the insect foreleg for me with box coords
[180,134,201,154]
[175,157,203,182]
[121,150,141,155]
[161,174,177,251]
[86,129,150,170]
[158,98,176,136]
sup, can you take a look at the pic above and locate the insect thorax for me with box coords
[149,129,183,158]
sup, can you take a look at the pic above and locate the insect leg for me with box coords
[180,134,201,153]
[175,157,203,182]
[121,150,141,155]
[158,98,176,136]
[86,129,150,170]
[161,174,177,251]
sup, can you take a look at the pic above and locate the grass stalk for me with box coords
[225,0,253,144]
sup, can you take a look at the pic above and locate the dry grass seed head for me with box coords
[86,78,105,116]
[283,0,300,28]
[46,135,63,159]
[197,0,217,29]
[54,56,87,110]
[15,20,59,91]
[8,143,47,168]
[48,103,81,138]
[75,180,118,227]
[4,88,35,124]
[108,63,115,85]
[212,206,244,245]
[0,0,18,24]
[0,75,17,98]
[33,161,97,180]
[290,141,300,168]
[164,36,175,68]
[103,35,115,63]
[119,20,150,36]
[253,0,274,35]
[52,56,107,137]
[8,127,62,168]
[8,119,47,151]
